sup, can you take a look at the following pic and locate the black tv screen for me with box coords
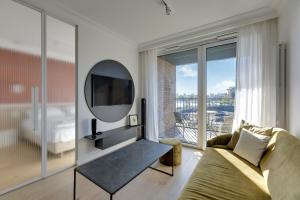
[91,74,134,106]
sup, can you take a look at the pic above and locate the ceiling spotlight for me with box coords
[161,0,173,15]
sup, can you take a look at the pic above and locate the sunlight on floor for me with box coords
[193,151,203,160]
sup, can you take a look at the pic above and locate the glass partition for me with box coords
[46,16,75,173]
[0,1,76,193]
[0,0,42,191]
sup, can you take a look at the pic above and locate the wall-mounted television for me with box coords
[91,74,134,106]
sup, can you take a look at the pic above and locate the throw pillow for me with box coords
[227,120,273,149]
[227,120,245,149]
[248,126,273,136]
[233,128,270,166]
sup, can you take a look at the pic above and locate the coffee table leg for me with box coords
[171,147,174,176]
[73,169,76,200]
[148,148,174,176]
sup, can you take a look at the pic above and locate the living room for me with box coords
[0,0,299,199]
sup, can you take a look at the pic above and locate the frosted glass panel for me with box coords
[46,16,75,172]
[0,0,41,191]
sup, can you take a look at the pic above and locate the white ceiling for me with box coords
[50,0,279,44]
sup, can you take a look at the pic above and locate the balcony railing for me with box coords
[175,97,234,134]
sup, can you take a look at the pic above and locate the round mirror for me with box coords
[84,60,135,122]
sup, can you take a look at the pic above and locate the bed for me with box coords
[21,106,75,154]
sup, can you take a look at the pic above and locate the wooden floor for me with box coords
[0,141,75,192]
[0,147,202,200]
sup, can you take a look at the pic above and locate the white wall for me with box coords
[23,0,140,164]
[278,0,300,138]
[77,24,139,164]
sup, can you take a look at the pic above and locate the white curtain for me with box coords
[233,19,278,130]
[140,49,159,141]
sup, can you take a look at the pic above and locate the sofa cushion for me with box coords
[260,128,300,200]
[178,148,271,200]
[211,144,230,149]
[207,134,232,148]
[233,129,270,166]
[227,120,245,149]
[227,120,273,149]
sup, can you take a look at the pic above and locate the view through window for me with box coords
[206,43,236,141]
[158,49,198,145]
[157,43,236,146]
[175,63,198,144]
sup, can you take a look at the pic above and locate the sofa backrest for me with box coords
[260,128,300,200]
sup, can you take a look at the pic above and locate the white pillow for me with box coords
[233,128,270,166]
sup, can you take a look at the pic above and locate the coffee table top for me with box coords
[76,139,172,194]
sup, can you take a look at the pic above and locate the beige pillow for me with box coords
[233,129,270,166]
[227,120,273,149]
[227,120,245,149]
[248,126,273,136]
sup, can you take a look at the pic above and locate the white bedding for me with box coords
[22,113,75,143]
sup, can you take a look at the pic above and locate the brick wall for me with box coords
[157,58,176,136]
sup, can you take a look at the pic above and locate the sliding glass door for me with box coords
[0,0,76,194]
[46,16,76,174]
[158,49,199,145]
[157,40,236,148]
[204,42,237,142]
[0,0,42,192]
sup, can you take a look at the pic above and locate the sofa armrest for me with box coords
[207,134,232,147]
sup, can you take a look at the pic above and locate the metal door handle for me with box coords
[31,86,39,131]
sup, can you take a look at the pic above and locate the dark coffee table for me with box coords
[73,139,173,200]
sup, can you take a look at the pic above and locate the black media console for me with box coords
[84,125,143,150]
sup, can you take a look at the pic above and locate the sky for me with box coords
[176,58,236,95]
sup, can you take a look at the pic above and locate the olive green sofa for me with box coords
[178,128,300,200]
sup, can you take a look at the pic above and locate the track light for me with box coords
[161,0,173,15]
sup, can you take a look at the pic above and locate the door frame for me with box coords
[197,46,206,149]
[41,14,78,179]
[157,39,237,150]
[199,39,237,149]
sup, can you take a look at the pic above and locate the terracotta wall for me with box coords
[0,48,75,104]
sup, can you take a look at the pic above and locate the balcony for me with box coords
[159,97,234,144]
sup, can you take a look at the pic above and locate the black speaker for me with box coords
[92,118,97,136]
[141,98,146,139]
